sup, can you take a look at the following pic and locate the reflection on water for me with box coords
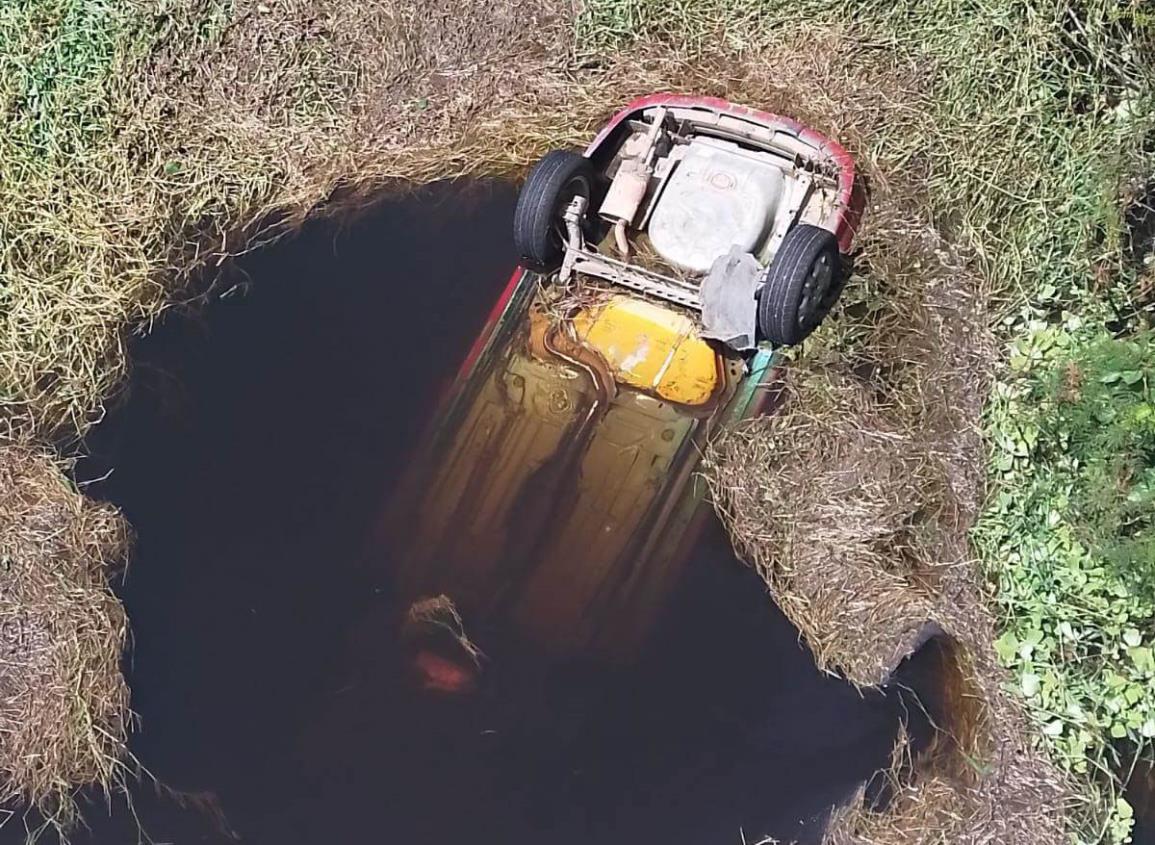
[31,180,911,845]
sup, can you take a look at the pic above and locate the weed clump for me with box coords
[976,327,1155,839]
[1044,334,1155,581]
[0,443,131,830]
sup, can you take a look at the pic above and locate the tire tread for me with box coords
[759,224,841,346]
[514,150,592,272]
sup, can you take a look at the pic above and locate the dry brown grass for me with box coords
[707,374,945,686]
[702,182,1073,844]
[821,644,1074,845]
[0,443,131,831]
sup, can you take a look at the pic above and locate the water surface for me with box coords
[38,180,915,845]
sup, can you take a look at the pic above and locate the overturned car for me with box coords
[382,95,863,670]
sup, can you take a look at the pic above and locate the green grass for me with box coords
[977,318,1155,844]
[0,1,124,164]
[579,1,1155,841]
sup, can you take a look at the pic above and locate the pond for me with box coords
[21,180,936,845]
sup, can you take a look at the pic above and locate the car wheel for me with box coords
[757,224,842,346]
[514,150,595,273]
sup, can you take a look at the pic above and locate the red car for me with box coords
[515,93,863,347]
[384,95,863,676]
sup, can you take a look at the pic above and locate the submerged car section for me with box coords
[383,269,774,662]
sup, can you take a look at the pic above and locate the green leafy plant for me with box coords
[1049,337,1155,598]
[978,322,1155,843]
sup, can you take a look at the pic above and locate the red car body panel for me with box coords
[589,93,864,254]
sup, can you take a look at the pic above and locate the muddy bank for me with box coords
[24,180,944,845]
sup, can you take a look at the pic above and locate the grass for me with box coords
[0,0,217,438]
[578,0,1155,840]
[0,0,579,441]
[0,441,130,833]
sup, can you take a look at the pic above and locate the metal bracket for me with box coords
[559,195,703,310]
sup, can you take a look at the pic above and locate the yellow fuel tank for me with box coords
[572,296,719,406]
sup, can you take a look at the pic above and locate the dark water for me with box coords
[20,180,929,844]
[1128,759,1155,844]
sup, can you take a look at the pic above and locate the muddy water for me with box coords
[45,180,923,845]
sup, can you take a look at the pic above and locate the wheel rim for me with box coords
[549,175,591,254]
[797,253,834,329]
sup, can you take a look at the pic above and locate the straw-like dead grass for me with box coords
[707,372,945,687]
[0,443,131,832]
[703,188,1074,842]
[822,636,1075,845]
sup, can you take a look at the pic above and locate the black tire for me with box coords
[758,224,842,346]
[514,150,595,273]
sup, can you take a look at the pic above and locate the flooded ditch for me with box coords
[15,180,946,844]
